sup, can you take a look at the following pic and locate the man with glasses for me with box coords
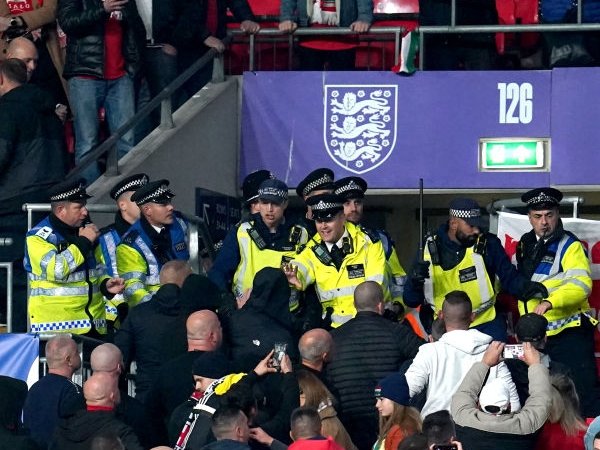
[283,193,386,328]
[116,179,189,306]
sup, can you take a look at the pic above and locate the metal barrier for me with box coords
[0,261,13,333]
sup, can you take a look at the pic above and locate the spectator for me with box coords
[23,335,85,449]
[0,375,38,450]
[96,173,149,331]
[224,267,298,373]
[396,433,428,450]
[297,328,338,398]
[116,179,190,306]
[52,372,143,450]
[6,37,37,81]
[451,342,552,450]
[201,406,251,450]
[57,0,146,182]
[585,430,600,450]
[91,343,163,448]
[374,372,422,450]
[145,310,223,421]
[296,370,356,450]
[0,0,68,102]
[326,281,423,450]
[534,373,588,450]
[404,197,546,341]
[404,291,520,419]
[24,179,124,336]
[279,0,372,70]
[114,260,201,402]
[421,410,456,447]
[288,406,345,450]
[504,313,571,406]
[0,57,67,331]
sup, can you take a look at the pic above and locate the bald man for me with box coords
[92,343,163,448]
[299,328,332,373]
[114,260,206,402]
[23,335,85,449]
[327,281,424,450]
[145,310,224,421]
[52,372,143,450]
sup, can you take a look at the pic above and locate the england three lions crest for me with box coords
[324,85,397,174]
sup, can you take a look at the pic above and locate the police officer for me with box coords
[24,179,124,336]
[116,179,189,306]
[96,173,149,328]
[209,179,309,307]
[404,198,547,341]
[295,168,335,236]
[333,177,407,307]
[241,169,274,220]
[283,193,387,328]
[517,187,599,416]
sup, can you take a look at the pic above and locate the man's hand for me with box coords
[55,104,68,123]
[411,261,430,284]
[350,20,370,33]
[253,350,278,376]
[522,341,541,366]
[282,263,302,289]
[280,354,293,374]
[240,20,260,34]
[79,223,100,243]
[102,0,128,13]
[534,300,552,315]
[250,427,274,446]
[236,288,252,310]
[162,43,177,56]
[482,341,504,367]
[204,36,225,53]
[106,277,125,294]
[279,20,297,33]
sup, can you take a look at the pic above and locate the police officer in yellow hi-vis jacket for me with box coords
[516,187,599,417]
[283,193,387,328]
[209,179,309,310]
[24,179,125,336]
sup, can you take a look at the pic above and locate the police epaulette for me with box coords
[122,230,139,245]
[360,226,380,243]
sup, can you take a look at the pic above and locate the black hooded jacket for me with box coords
[224,267,299,373]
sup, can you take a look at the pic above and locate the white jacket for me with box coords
[404,329,521,418]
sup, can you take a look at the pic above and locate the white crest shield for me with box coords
[324,85,397,174]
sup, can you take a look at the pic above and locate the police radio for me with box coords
[473,233,487,256]
[426,234,441,265]
[247,227,267,250]
[341,236,353,255]
[289,226,302,245]
[311,243,334,266]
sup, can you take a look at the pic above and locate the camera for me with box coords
[503,344,524,359]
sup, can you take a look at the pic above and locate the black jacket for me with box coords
[0,84,66,215]
[51,409,143,450]
[224,267,299,373]
[326,312,425,450]
[58,0,145,79]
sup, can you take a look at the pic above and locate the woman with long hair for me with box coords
[374,372,422,450]
[296,369,357,450]
[534,373,589,450]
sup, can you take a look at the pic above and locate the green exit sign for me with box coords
[479,138,550,171]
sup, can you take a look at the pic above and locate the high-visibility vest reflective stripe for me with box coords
[423,239,496,328]
[519,234,595,336]
[25,217,108,335]
[233,221,308,311]
[96,229,126,323]
[294,222,387,328]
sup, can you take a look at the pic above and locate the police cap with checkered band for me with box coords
[109,173,150,200]
[449,198,482,228]
[49,178,91,203]
[131,179,175,206]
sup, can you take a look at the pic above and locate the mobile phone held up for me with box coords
[503,344,524,359]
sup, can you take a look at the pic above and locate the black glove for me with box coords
[521,281,548,300]
[411,261,431,284]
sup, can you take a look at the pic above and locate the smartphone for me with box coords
[503,344,524,359]
[271,343,287,369]
[432,445,458,450]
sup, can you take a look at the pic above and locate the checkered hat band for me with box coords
[303,174,334,197]
[336,181,363,194]
[138,185,171,203]
[450,208,481,218]
[313,200,343,211]
[50,185,85,201]
[526,192,559,206]
[259,187,288,199]
[114,177,148,198]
